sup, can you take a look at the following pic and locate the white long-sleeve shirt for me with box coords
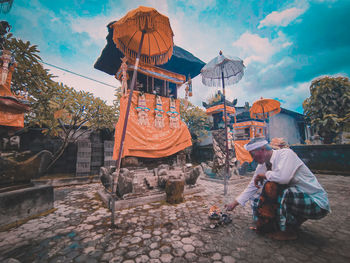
[236,148,330,211]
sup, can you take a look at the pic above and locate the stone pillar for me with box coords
[165,177,184,204]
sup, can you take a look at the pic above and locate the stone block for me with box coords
[165,178,185,204]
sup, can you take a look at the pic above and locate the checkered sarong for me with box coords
[252,184,328,231]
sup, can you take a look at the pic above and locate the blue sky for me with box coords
[2,0,350,113]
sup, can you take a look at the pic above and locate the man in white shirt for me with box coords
[225,137,330,240]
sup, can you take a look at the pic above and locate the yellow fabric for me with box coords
[234,140,253,163]
[250,98,281,119]
[113,91,192,159]
[205,104,236,115]
[111,6,174,65]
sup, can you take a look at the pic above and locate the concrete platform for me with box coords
[0,185,54,229]
[32,175,100,187]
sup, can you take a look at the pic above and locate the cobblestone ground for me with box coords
[0,174,349,263]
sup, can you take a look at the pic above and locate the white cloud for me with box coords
[258,7,307,29]
[232,31,292,65]
[278,82,310,111]
[259,56,295,75]
[68,15,114,47]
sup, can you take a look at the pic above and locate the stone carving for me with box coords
[100,166,114,190]
[99,163,201,199]
[116,168,133,197]
[0,150,53,185]
[185,165,203,186]
[212,129,237,179]
[2,136,20,151]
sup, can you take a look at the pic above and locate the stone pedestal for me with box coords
[165,178,184,204]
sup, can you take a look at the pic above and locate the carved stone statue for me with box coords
[0,150,53,185]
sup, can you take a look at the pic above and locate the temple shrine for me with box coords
[203,91,266,165]
[112,58,193,160]
[94,21,205,163]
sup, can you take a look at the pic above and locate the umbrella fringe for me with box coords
[115,39,173,65]
[112,13,173,39]
[201,71,244,87]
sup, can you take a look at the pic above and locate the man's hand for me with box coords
[225,200,238,211]
[254,174,267,188]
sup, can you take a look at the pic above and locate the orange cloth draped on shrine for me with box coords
[113,91,192,159]
[234,140,253,163]
[0,107,24,128]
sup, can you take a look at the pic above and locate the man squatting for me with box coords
[225,137,330,240]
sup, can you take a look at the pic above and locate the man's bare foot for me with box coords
[266,230,298,241]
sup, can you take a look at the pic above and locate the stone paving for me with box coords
[0,174,350,263]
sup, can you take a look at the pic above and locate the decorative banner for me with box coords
[120,57,129,97]
[154,95,165,129]
[135,92,150,126]
[113,91,192,159]
[167,97,179,129]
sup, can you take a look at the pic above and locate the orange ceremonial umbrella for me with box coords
[250,97,281,119]
[109,6,174,226]
[110,6,174,65]
[250,97,281,140]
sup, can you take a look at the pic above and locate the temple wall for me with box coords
[291,144,350,175]
[268,113,302,144]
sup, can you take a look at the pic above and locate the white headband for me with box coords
[244,140,268,151]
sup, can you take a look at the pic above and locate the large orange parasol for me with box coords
[110,6,174,65]
[250,97,281,140]
[109,6,174,226]
[250,97,281,119]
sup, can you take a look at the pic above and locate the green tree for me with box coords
[3,33,57,124]
[303,76,350,144]
[4,35,119,173]
[44,84,118,172]
[179,99,211,143]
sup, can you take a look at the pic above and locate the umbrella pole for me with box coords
[261,105,267,140]
[221,69,229,196]
[111,31,145,227]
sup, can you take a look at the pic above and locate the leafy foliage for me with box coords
[179,99,212,143]
[303,76,350,143]
[4,35,119,172]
